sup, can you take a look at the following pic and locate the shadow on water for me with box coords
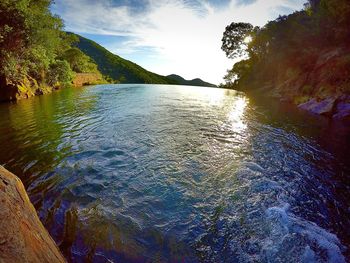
[0,84,349,262]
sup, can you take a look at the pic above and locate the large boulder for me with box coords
[298,97,336,115]
[333,95,350,120]
[0,166,65,263]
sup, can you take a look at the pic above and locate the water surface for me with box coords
[0,84,349,262]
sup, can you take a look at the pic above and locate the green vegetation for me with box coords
[0,0,223,101]
[220,0,350,102]
[73,34,176,84]
[47,60,74,87]
[0,0,101,101]
[59,48,99,74]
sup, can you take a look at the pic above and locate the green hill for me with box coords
[73,34,176,84]
[166,74,217,87]
[73,34,216,87]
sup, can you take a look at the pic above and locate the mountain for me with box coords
[73,34,176,84]
[166,74,217,87]
[73,34,216,87]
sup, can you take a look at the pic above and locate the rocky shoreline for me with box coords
[298,95,350,120]
[0,166,65,263]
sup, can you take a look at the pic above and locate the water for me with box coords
[0,84,349,262]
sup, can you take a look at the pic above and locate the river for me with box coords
[0,84,349,262]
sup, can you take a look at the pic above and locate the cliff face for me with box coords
[0,166,65,263]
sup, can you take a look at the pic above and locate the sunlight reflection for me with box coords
[207,89,225,106]
[227,97,248,132]
[175,85,225,106]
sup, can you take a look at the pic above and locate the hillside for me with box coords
[167,74,217,87]
[73,34,175,84]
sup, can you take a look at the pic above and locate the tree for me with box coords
[59,48,98,73]
[0,0,73,86]
[221,22,254,59]
[47,60,74,86]
[220,0,350,92]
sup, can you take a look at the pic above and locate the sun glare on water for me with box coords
[228,97,248,132]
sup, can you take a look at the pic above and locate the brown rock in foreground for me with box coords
[0,166,65,263]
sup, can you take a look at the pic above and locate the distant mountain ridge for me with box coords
[73,34,216,87]
[73,34,174,84]
[166,74,217,87]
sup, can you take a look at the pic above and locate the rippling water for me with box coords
[0,84,349,262]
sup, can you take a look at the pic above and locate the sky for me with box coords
[52,0,306,84]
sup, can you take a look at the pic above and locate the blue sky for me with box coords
[52,0,306,84]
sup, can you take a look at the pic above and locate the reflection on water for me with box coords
[0,84,349,262]
[227,97,248,133]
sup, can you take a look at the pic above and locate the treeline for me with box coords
[0,0,100,100]
[221,0,350,102]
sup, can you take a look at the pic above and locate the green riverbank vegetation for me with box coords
[220,0,350,107]
[0,0,102,101]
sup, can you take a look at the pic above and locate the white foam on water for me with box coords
[232,163,346,263]
[262,204,345,263]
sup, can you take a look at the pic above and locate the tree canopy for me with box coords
[0,0,99,90]
[221,0,350,89]
[221,22,254,59]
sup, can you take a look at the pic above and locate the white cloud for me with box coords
[53,0,305,84]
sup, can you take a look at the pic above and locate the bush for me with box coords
[47,60,74,87]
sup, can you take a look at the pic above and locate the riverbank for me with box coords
[246,89,350,121]
[219,1,350,121]
[0,73,105,103]
[236,46,350,121]
[0,166,65,263]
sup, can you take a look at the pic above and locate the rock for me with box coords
[315,49,342,68]
[0,166,65,263]
[333,101,350,120]
[298,97,336,115]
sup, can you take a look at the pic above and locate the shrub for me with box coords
[47,60,74,87]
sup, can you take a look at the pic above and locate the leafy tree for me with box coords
[0,0,74,86]
[59,48,98,73]
[221,22,254,59]
[47,60,74,86]
[224,59,252,85]
[221,0,350,91]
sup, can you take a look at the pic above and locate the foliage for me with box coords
[59,48,98,73]
[0,0,69,83]
[221,22,255,59]
[0,0,101,95]
[224,59,252,86]
[47,60,74,86]
[221,0,350,90]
